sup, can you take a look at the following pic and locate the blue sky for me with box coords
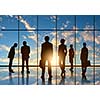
[0,15,100,65]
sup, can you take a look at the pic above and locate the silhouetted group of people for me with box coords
[8,36,89,80]
[8,41,30,74]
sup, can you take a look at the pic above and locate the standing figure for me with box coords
[69,44,74,72]
[21,41,30,74]
[41,36,53,79]
[80,42,88,80]
[58,39,67,77]
[8,43,17,73]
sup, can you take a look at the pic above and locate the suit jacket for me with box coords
[69,48,74,59]
[8,46,15,59]
[41,42,53,60]
[21,45,30,59]
[58,44,67,58]
[80,47,88,62]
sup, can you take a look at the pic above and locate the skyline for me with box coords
[0,15,100,65]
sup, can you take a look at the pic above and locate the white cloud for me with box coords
[1,27,6,29]
[22,35,27,39]
[9,15,13,18]
[18,16,35,32]
[84,24,93,29]
[0,58,8,63]
[51,31,57,36]
[87,45,93,51]
[62,31,74,38]
[0,33,3,38]
[28,33,37,42]
[76,37,82,43]
[49,15,56,22]
[95,36,100,44]
[0,44,10,52]
[81,31,93,42]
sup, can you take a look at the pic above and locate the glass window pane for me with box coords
[38,15,56,29]
[57,31,75,84]
[0,15,18,29]
[95,16,100,29]
[76,15,94,29]
[19,31,37,65]
[38,31,56,85]
[0,31,18,65]
[57,15,75,30]
[95,31,100,84]
[76,31,94,84]
[19,15,37,30]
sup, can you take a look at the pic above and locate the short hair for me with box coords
[45,36,49,42]
[23,41,27,45]
[70,44,73,47]
[83,42,86,46]
[14,43,17,47]
[60,39,65,44]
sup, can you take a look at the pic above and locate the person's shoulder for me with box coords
[21,46,24,49]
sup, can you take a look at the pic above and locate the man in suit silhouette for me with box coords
[21,41,30,74]
[69,44,74,72]
[58,39,67,77]
[41,36,53,79]
[8,43,17,73]
[80,42,88,80]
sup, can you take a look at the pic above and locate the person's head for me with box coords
[13,43,17,47]
[45,36,49,42]
[83,42,86,47]
[23,41,27,46]
[70,44,73,48]
[60,39,65,44]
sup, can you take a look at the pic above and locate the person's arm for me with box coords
[41,44,43,59]
[73,49,74,58]
[80,49,82,60]
[21,47,22,54]
[51,44,53,58]
[65,45,67,56]
[28,46,30,54]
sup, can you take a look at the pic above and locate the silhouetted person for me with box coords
[80,42,88,80]
[58,39,67,77]
[41,36,53,80]
[21,41,30,74]
[69,44,74,72]
[8,43,17,73]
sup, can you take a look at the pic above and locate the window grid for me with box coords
[0,15,100,85]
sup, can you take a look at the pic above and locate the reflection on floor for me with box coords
[0,67,100,85]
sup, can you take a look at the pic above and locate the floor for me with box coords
[0,67,100,85]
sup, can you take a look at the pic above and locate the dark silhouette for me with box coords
[58,39,67,77]
[59,77,65,85]
[8,43,17,73]
[41,36,53,80]
[48,78,52,85]
[69,44,74,72]
[80,42,88,80]
[21,41,30,74]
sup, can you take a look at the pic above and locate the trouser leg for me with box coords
[26,59,29,71]
[48,60,52,77]
[41,60,45,78]
[22,59,24,72]
[9,58,13,71]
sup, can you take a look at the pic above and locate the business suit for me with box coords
[41,36,53,79]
